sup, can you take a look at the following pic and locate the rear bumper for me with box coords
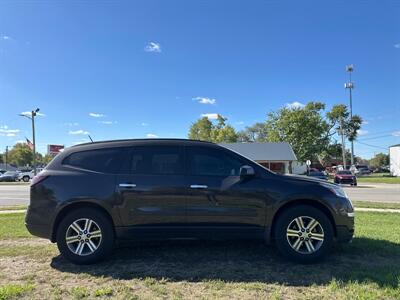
[25,222,52,240]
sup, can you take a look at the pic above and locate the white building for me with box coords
[389,144,400,177]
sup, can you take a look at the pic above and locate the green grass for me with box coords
[0,284,34,300]
[357,174,400,184]
[0,205,27,211]
[353,201,400,210]
[0,214,31,239]
[0,212,399,299]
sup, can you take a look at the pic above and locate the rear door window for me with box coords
[129,146,184,175]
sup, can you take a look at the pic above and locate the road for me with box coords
[0,182,399,206]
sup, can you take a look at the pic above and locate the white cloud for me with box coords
[285,101,305,109]
[193,97,216,105]
[146,133,159,138]
[141,122,149,126]
[89,112,105,118]
[1,35,11,40]
[201,113,220,120]
[392,131,400,137]
[235,121,245,125]
[99,121,117,125]
[69,129,89,135]
[0,125,20,137]
[63,122,79,126]
[144,42,161,53]
[20,111,45,117]
[394,43,400,49]
[362,120,369,125]
[357,129,369,136]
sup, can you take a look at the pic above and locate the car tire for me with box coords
[274,205,334,263]
[56,208,115,264]
[23,176,30,182]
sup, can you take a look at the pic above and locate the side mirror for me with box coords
[239,165,255,178]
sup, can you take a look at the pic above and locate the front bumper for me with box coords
[336,224,354,243]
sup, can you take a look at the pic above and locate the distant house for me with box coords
[219,142,301,174]
[389,144,400,177]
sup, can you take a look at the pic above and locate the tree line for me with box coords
[188,101,365,165]
[0,143,53,168]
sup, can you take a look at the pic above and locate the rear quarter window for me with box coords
[62,148,127,174]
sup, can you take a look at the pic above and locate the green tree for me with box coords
[369,153,389,169]
[265,102,330,162]
[0,153,3,164]
[7,143,33,167]
[188,117,213,141]
[188,115,238,143]
[237,123,268,142]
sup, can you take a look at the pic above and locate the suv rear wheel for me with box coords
[56,208,115,264]
[274,205,334,263]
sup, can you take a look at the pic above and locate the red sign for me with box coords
[47,144,64,155]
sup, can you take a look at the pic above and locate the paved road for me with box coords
[344,183,400,203]
[0,184,30,206]
[0,182,399,206]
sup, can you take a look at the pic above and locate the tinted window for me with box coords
[63,148,126,173]
[130,146,184,175]
[188,147,243,176]
[310,171,324,176]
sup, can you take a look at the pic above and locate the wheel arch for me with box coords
[51,201,115,242]
[269,199,337,243]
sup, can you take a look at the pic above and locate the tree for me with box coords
[237,123,268,142]
[369,153,389,169]
[265,102,330,162]
[7,143,33,167]
[264,102,363,163]
[325,104,362,143]
[188,115,238,143]
[0,153,3,164]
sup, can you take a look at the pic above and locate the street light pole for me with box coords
[19,108,40,175]
[5,146,9,170]
[339,117,347,169]
[345,64,355,166]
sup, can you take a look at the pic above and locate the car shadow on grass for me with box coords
[50,237,400,288]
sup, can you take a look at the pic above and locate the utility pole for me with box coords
[19,108,40,175]
[339,117,347,169]
[345,64,355,166]
[5,146,9,170]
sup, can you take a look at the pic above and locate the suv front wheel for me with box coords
[56,208,115,264]
[274,205,334,263]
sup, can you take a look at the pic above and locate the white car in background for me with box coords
[18,168,44,182]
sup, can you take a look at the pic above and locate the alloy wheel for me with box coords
[65,218,102,256]
[286,216,324,254]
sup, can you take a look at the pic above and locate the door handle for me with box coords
[190,184,208,189]
[118,183,136,188]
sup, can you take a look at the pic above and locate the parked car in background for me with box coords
[356,167,372,175]
[18,170,34,182]
[307,171,328,180]
[26,139,354,265]
[334,170,357,186]
[0,169,6,175]
[0,171,19,182]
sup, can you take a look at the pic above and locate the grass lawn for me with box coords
[0,205,28,211]
[0,212,399,299]
[353,201,400,210]
[357,174,400,184]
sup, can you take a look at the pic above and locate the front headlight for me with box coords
[321,183,348,198]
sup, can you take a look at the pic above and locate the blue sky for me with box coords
[0,0,399,159]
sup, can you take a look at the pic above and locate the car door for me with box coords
[185,146,267,237]
[115,145,187,231]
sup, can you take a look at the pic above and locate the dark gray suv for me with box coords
[26,139,354,264]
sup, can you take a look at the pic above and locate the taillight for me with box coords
[31,175,48,187]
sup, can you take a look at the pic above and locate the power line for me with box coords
[355,140,389,150]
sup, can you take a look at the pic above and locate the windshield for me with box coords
[337,171,352,175]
